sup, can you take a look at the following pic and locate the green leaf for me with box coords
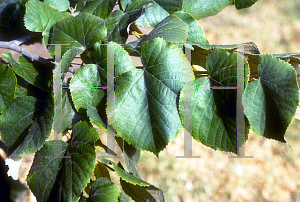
[92,41,136,80]
[153,0,182,14]
[78,196,88,202]
[243,55,299,142]
[53,47,84,132]
[58,121,99,201]
[182,0,233,20]
[126,0,154,17]
[61,47,84,75]
[29,121,99,201]
[69,64,105,112]
[2,53,51,91]
[101,159,150,186]
[85,159,111,195]
[111,38,192,155]
[54,79,83,133]
[0,64,16,112]
[120,179,165,202]
[87,104,107,133]
[123,142,141,179]
[115,137,141,179]
[119,192,131,202]
[235,0,257,9]
[135,3,169,27]
[134,14,189,52]
[49,13,107,55]
[179,48,249,153]
[0,96,35,150]
[44,0,70,11]
[120,0,131,10]
[105,10,130,45]
[105,0,154,44]
[191,43,248,70]
[174,11,209,44]
[93,160,111,180]
[88,178,121,202]
[15,83,28,98]
[26,140,68,202]
[0,90,54,156]
[123,38,142,52]
[24,0,71,43]
[83,0,117,19]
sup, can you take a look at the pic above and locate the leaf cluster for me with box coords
[0,0,299,201]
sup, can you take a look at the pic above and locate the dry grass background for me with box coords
[11,0,300,201]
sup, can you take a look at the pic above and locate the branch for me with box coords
[10,33,40,46]
[0,41,55,69]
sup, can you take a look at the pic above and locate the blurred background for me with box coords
[12,0,300,201]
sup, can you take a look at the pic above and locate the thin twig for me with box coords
[11,33,40,46]
[0,41,55,69]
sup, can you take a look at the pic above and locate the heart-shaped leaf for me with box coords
[179,48,250,153]
[243,54,299,142]
[111,38,193,155]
